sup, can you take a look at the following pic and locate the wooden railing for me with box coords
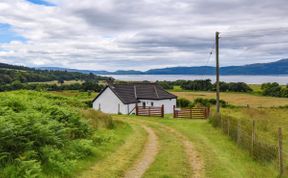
[136,104,164,117]
[173,106,210,119]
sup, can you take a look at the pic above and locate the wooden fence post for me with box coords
[203,107,206,119]
[227,119,230,136]
[118,103,120,114]
[190,108,192,119]
[251,120,256,156]
[278,127,283,177]
[237,120,241,145]
[222,114,224,131]
[148,107,151,116]
[173,105,176,118]
[161,105,164,117]
[135,103,138,116]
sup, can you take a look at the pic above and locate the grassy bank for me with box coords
[0,91,131,177]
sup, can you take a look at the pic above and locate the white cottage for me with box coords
[92,83,177,114]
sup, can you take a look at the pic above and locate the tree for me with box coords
[57,79,65,85]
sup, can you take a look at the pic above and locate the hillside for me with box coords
[40,59,288,75]
[0,63,109,85]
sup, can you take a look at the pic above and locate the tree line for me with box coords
[0,80,104,92]
[0,68,108,85]
[156,79,252,92]
[157,79,288,98]
[261,82,288,97]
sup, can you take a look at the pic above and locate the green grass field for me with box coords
[1,89,287,177]
[113,116,279,178]
[173,91,288,107]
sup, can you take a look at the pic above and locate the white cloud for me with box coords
[0,0,287,71]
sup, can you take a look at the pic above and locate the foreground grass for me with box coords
[126,116,279,178]
[69,121,133,177]
[0,91,133,177]
[143,123,191,178]
[79,122,147,178]
[172,91,288,107]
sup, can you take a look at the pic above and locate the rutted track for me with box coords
[118,117,205,178]
[162,125,204,178]
[79,123,148,178]
[80,116,204,178]
[124,125,159,178]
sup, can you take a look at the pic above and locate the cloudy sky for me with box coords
[0,0,287,71]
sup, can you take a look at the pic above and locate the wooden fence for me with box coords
[173,106,210,119]
[211,116,287,177]
[136,104,164,117]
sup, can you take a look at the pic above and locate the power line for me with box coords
[205,41,215,66]
[200,39,215,80]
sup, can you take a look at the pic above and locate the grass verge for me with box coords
[79,121,147,178]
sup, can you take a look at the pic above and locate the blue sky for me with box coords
[0,23,26,43]
[0,0,287,71]
[26,0,55,6]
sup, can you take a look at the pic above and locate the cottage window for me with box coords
[142,102,146,108]
[151,102,154,106]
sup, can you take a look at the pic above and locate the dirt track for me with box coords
[123,125,159,178]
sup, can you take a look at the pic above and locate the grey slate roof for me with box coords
[93,83,177,104]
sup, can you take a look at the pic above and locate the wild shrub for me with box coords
[194,98,228,107]
[0,91,114,177]
[1,159,42,178]
[176,98,191,108]
[92,131,115,145]
[66,139,95,159]
[40,146,75,177]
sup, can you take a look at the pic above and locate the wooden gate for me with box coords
[136,104,164,117]
[173,106,210,119]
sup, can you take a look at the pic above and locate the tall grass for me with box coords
[0,90,116,177]
[209,107,288,177]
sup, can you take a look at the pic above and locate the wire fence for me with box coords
[209,114,287,177]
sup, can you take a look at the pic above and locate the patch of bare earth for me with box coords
[124,125,159,178]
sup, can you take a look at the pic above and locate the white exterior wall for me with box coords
[139,98,176,114]
[92,87,176,114]
[93,88,130,114]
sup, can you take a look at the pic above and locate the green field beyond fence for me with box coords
[210,114,288,177]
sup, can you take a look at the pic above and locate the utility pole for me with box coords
[215,32,220,114]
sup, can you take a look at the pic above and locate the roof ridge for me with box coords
[154,86,159,98]
[134,85,137,99]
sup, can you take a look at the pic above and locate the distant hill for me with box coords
[146,59,288,75]
[39,58,288,75]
